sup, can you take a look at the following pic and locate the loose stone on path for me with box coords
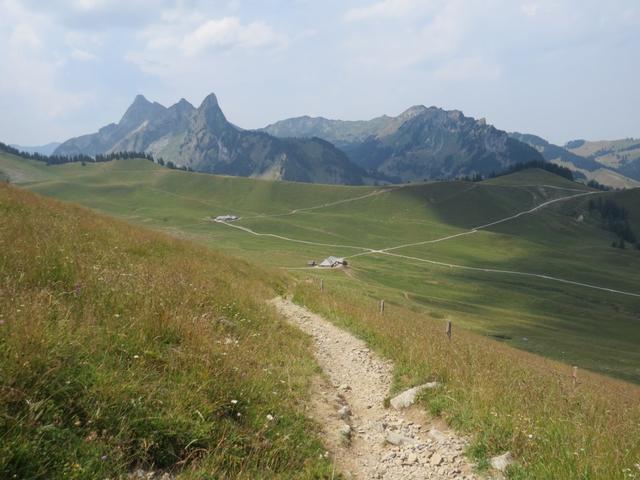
[270,297,481,480]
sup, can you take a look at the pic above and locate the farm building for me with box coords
[214,215,239,222]
[318,256,347,268]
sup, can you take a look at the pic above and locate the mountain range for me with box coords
[54,93,544,185]
[11,142,61,156]
[54,94,367,185]
[263,107,543,182]
[53,93,639,187]
[509,133,640,189]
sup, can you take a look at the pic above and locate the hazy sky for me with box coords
[1,0,639,145]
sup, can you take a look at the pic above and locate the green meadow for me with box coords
[2,154,640,383]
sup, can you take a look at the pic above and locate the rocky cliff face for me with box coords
[264,106,544,181]
[55,94,368,185]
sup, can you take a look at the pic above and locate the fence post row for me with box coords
[446,320,452,340]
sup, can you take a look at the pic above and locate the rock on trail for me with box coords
[271,297,478,480]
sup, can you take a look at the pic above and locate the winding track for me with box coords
[349,190,596,258]
[271,296,478,480]
[215,186,640,298]
[241,188,395,219]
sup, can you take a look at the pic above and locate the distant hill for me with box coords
[10,142,61,156]
[263,106,544,182]
[508,132,601,171]
[509,133,640,188]
[564,138,640,181]
[55,94,370,185]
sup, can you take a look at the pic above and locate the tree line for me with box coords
[450,161,576,184]
[588,197,638,249]
[0,141,193,171]
[490,160,575,181]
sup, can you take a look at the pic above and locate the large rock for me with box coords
[384,432,415,446]
[428,428,447,442]
[490,451,514,472]
[390,382,440,409]
[430,452,443,466]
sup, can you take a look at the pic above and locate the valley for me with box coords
[3,2,640,478]
[3,153,640,384]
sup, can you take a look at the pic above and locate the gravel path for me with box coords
[271,297,479,480]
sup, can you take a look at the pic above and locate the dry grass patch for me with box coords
[293,278,640,479]
[0,184,334,479]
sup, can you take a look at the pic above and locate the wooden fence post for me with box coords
[379,299,385,314]
[572,366,578,387]
[320,278,324,292]
[446,320,452,340]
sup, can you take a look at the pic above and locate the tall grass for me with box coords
[0,184,334,479]
[294,276,640,479]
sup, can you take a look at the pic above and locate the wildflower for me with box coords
[266,414,274,421]
[133,355,140,359]
[230,399,238,404]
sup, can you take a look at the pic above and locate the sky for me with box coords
[1,0,639,146]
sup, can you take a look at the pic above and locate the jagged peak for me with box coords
[399,105,429,118]
[119,94,166,128]
[133,94,149,104]
[170,98,195,111]
[197,93,230,129]
[200,93,220,109]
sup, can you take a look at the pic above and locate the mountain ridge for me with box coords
[55,94,368,185]
[10,142,61,156]
[264,106,544,181]
[509,133,640,187]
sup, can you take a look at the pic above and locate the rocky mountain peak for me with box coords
[132,94,150,105]
[197,93,228,130]
[200,93,220,109]
[170,98,195,113]
[399,105,429,120]
[119,95,166,130]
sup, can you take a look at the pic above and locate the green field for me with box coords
[3,154,640,383]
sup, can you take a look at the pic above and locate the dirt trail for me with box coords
[271,297,479,480]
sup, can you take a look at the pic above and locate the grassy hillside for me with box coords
[0,152,65,183]
[566,139,640,180]
[2,154,640,383]
[0,183,333,479]
[293,277,640,480]
[2,155,640,479]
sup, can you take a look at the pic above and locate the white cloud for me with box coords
[521,3,540,17]
[1,0,640,144]
[344,0,467,68]
[181,17,286,56]
[70,48,97,61]
[125,8,288,77]
[9,23,41,50]
[344,0,432,21]
[0,0,99,142]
